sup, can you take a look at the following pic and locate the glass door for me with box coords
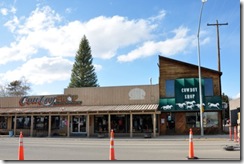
[72,116,86,133]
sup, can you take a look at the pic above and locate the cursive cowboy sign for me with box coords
[19,95,82,107]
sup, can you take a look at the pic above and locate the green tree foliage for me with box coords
[68,35,99,88]
[222,93,230,119]
[5,77,31,97]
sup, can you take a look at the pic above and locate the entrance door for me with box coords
[166,113,175,134]
[72,116,86,133]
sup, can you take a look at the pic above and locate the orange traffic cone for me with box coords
[18,131,24,160]
[109,129,116,160]
[187,128,198,159]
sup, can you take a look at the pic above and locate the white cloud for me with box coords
[18,6,61,34]
[0,57,73,85]
[0,8,8,15]
[0,5,205,86]
[86,16,155,59]
[0,42,37,65]
[10,7,16,14]
[0,6,156,64]
[0,6,16,16]
[117,26,195,62]
[149,10,166,21]
[4,15,19,32]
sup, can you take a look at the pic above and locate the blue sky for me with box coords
[0,0,240,99]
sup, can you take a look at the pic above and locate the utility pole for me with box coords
[207,20,228,72]
[207,20,228,129]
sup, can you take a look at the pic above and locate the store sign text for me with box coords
[181,87,198,100]
[19,95,82,107]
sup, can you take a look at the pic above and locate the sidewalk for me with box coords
[0,134,232,141]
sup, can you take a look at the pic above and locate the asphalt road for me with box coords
[0,136,240,161]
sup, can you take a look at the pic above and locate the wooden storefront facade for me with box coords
[0,85,160,138]
[158,55,223,135]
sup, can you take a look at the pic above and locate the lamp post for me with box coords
[197,0,207,136]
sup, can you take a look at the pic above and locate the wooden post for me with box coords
[30,115,34,137]
[48,115,51,137]
[67,114,70,137]
[130,113,133,138]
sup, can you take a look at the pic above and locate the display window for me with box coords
[203,112,218,127]
[51,116,67,130]
[111,115,130,133]
[186,112,219,128]
[33,116,48,130]
[94,115,108,133]
[186,112,200,128]
[133,115,153,133]
[0,116,7,129]
[12,116,31,129]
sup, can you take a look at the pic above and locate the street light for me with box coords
[197,0,207,136]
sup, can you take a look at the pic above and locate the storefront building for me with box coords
[0,85,160,137]
[158,56,223,135]
[0,56,225,137]
[229,97,240,140]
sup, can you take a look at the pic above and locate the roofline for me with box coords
[158,55,222,75]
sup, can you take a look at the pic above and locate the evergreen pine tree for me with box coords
[68,35,99,88]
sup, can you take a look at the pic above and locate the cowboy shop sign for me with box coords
[19,95,82,107]
[159,78,222,112]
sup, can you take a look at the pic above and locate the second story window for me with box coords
[165,79,175,97]
[204,78,214,96]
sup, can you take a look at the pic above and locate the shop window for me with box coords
[186,112,200,128]
[186,112,219,128]
[165,80,175,97]
[94,115,108,133]
[203,112,218,127]
[51,116,67,130]
[133,115,153,133]
[133,115,143,132]
[111,115,127,133]
[110,115,130,133]
[14,116,31,129]
[34,116,48,130]
[204,78,214,96]
[0,116,7,129]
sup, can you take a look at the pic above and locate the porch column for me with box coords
[14,115,17,136]
[48,115,51,137]
[67,114,70,137]
[30,115,34,137]
[86,114,90,137]
[108,114,111,136]
[153,113,156,137]
[130,113,133,138]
